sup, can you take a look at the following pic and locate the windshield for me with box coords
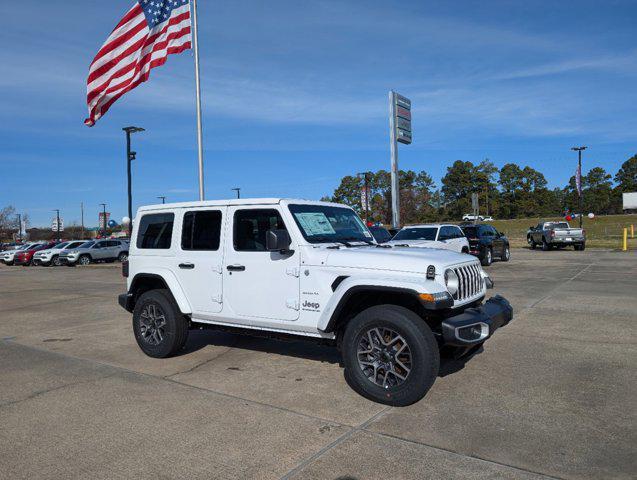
[288,204,373,244]
[369,227,392,243]
[393,227,438,241]
[461,227,477,237]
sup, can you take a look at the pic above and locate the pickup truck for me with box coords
[118,198,513,406]
[527,221,586,251]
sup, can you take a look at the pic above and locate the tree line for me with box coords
[323,154,637,224]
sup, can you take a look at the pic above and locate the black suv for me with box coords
[460,224,510,266]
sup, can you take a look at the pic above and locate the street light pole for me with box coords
[100,203,107,237]
[157,196,166,204]
[123,126,145,237]
[232,188,241,199]
[571,146,587,229]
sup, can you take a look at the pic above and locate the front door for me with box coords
[223,207,300,322]
[174,208,225,314]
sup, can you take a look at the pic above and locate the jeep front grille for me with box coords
[453,263,484,301]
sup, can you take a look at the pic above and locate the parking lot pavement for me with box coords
[1,249,636,479]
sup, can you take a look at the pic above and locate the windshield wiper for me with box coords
[312,236,353,248]
[342,237,375,246]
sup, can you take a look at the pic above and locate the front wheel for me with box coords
[341,305,439,406]
[501,245,510,261]
[52,256,61,266]
[78,255,91,266]
[481,247,493,266]
[133,289,189,358]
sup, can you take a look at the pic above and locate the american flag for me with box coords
[85,0,192,127]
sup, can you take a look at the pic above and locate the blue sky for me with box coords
[1,0,635,227]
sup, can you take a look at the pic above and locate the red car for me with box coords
[14,242,58,266]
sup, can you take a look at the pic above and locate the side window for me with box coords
[93,241,105,249]
[234,209,286,252]
[106,240,118,247]
[136,213,174,249]
[182,210,222,251]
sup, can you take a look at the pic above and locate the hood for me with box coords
[322,245,475,273]
[386,239,437,248]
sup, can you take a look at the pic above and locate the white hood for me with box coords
[318,245,475,274]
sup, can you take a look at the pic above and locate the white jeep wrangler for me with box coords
[119,199,513,406]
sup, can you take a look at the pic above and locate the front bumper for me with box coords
[440,295,513,346]
[14,257,31,265]
[59,256,77,265]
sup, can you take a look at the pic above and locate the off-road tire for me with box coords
[133,289,189,358]
[501,245,510,262]
[341,305,439,406]
[481,247,493,266]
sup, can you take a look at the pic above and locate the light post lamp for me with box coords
[123,126,145,237]
[157,196,166,204]
[231,188,241,199]
[571,146,587,228]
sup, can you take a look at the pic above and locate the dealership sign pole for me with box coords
[389,91,412,229]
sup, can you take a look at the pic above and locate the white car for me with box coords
[462,214,484,221]
[388,224,470,253]
[32,240,88,266]
[118,198,513,406]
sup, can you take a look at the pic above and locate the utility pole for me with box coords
[100,203,107,237]
[53,209,61,242]
[81,202,85,239]
[16,214,22,243]
[157,196,166,204]
[123,126,144,237]
[357,171,371,222]
[571,146,587,228]
[231,188,241,199]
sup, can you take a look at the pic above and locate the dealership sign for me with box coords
[392,93,412,145]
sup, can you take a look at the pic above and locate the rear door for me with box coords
[223,206,300,322]
[174,208,225,314]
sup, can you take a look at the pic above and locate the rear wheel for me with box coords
[118,252,128,262]
[341,305,439,406]
[133,289,189,358]
[542,239,551,251]
[481,247,493,266]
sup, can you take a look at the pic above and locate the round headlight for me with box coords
[444,269,459,297]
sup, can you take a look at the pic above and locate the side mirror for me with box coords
[266,229,292,253]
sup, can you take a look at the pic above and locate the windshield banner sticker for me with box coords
[294,212,336,236]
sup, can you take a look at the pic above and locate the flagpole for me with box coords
[191,0,205,201]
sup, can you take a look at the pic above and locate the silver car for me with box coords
[32,240,88,266]
[59,239,129,266]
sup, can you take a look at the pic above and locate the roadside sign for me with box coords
[391,92,412,145]
[99,212,111,230]
[52,218,64,232]
[471,193,479,211]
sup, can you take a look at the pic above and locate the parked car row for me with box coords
[0,239,129,267]
[365,223,510,266]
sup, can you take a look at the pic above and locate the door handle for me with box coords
[227,265,245,272]
[179,263,195,269]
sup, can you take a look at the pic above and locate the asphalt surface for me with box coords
[0,249,635,480]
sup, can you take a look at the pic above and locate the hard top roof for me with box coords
[137,198,347,212]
